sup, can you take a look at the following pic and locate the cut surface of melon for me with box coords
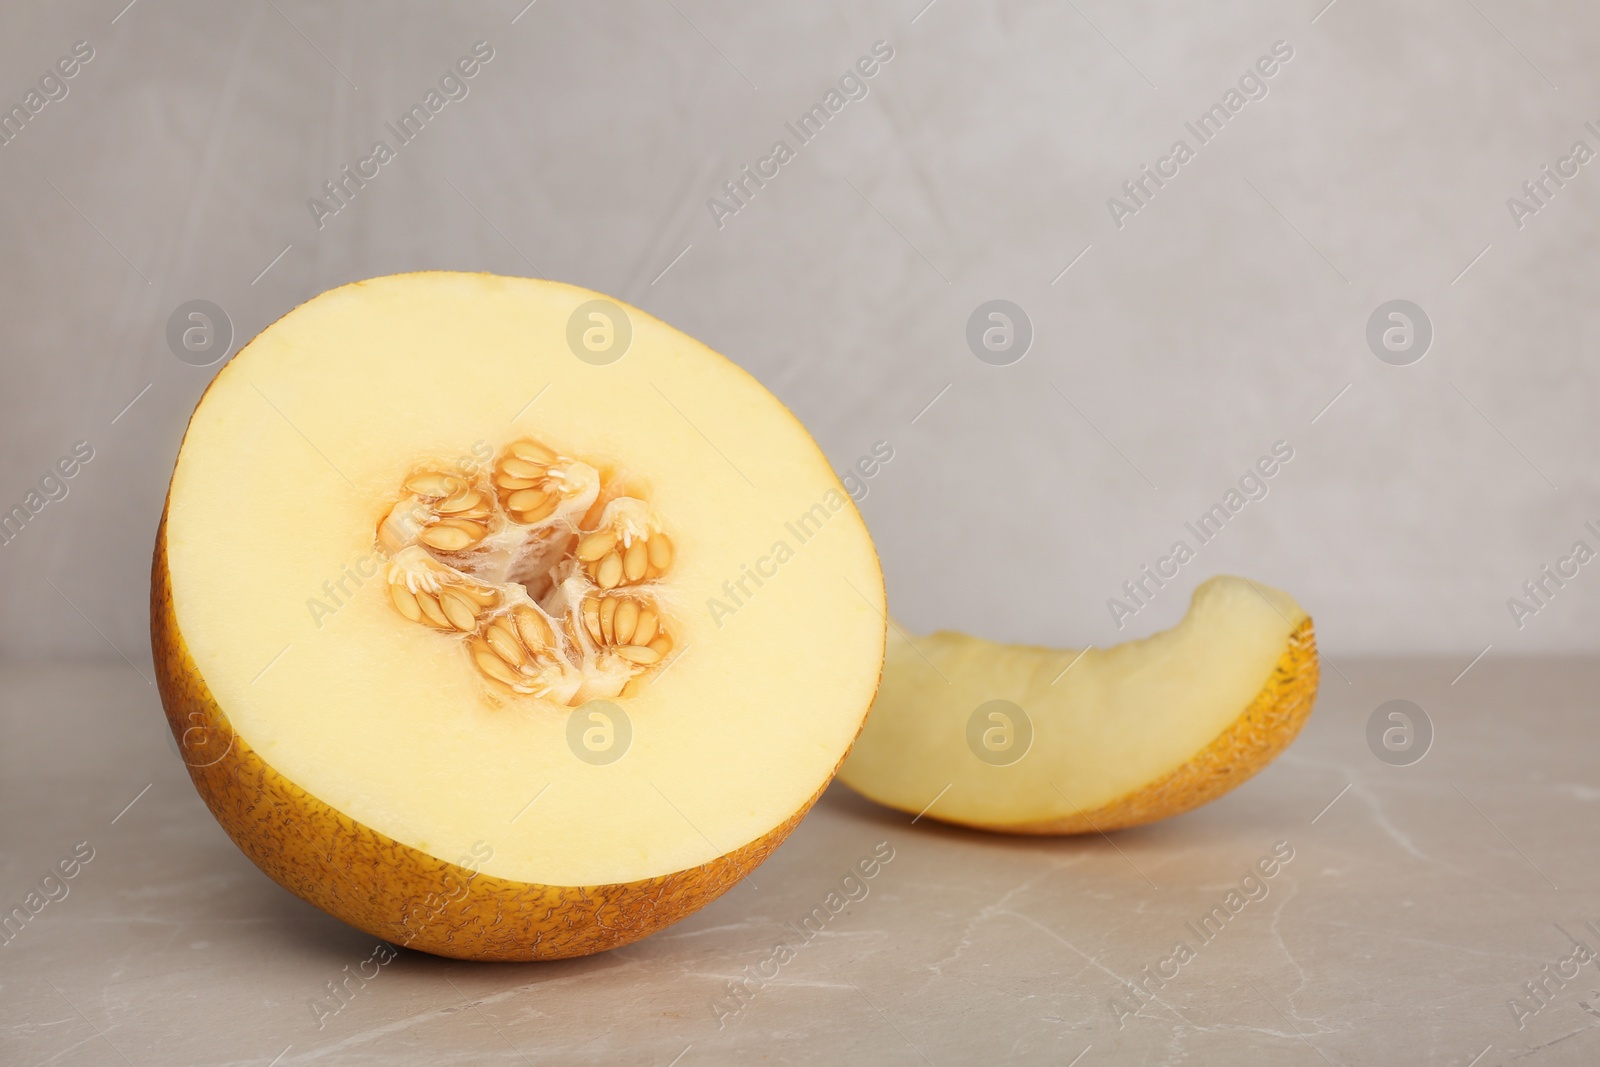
[154,272,884,957]
[837,576,1317,834]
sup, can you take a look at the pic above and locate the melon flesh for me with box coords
[837,576,1317,833]
[160,272,884,896]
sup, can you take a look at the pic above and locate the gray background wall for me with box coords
[0,0,1595,664]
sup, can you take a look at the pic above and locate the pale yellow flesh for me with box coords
[838,576,1305,826]
[164,273,884,887]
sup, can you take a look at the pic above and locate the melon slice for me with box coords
[837,576,1317,833]
[152,272,885,960]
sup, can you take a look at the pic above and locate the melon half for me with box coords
[152,272,885,960]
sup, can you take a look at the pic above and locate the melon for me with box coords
[838,576,1317,833]
[152,272,885,960]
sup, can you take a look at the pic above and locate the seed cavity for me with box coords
[465,600,582,703]
[576,497,672,589]
[379,470,502,558]
[378,437,677,706]
[384,547,501,633]
[490,439,600,527]
[580,589,675,673]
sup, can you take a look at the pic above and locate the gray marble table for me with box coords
[2,657,1596,1066]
